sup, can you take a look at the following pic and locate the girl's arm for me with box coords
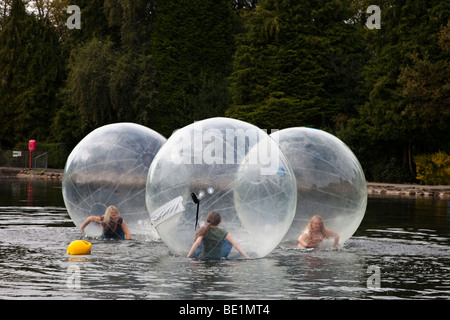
[121,219,131,240]
[327,229,340,248]
[297,232,309,248]
[187,236,203,258]
[80,216,101,233]
[226,234,251,259]
[333,235,340,248]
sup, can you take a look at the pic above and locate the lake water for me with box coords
[0,178,449,301]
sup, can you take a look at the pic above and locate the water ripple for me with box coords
[0,202,449,300]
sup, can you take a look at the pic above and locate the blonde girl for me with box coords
[297,215,339,249]
[80,205,131,240]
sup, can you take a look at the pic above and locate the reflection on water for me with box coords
[0,179,65,207]
[0,179,449,299]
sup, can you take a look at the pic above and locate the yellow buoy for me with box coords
[67,240,92,255]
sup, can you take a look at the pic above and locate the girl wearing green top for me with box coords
[187,211,251,259]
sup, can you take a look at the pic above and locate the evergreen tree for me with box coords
[104,0,158,129]
[0,0,64,148]
[108,51,158,127]
[227,0,367,130]
[151,0,235,136]
[397,21,450,154]
[54,0,159,145]
[344,0,450,181]
[57,37,116,136]
[104,0,156,53]
[51,0,116,148]
[69,0,116,46]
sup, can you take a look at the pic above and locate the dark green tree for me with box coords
[67,0,116,47]
[151,0,235,136]
[397,21,450,152]
[104,0,156,53]
[0,0,64,149]
[51,0,116,148]
[108,52,158,127]
[340,0,450,182]
[54,0,159,146]
[104,0,158,129]
[227,0,367,130]
[56,37,116,137]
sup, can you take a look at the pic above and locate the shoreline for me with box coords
[366,182,450,199]
[1,167,450,199]
[0,167,63,180]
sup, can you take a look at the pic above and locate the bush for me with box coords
[370,157,415,183]
[415,151,450,185]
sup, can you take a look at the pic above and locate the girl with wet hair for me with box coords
[297,215,339,249]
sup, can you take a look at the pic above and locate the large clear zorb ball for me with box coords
[270,127,367,247]
[62,123,166,239]
[146,117,297,259]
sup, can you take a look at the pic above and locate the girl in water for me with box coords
[297,215,339,249]
[80,205,131,240]
[187,211,250,259]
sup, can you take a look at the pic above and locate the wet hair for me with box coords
[304,215,332,238]
[195,211,221,239]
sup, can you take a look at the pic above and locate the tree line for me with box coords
[0,0,449,183]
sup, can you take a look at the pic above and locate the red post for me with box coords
[28,140,36,169]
